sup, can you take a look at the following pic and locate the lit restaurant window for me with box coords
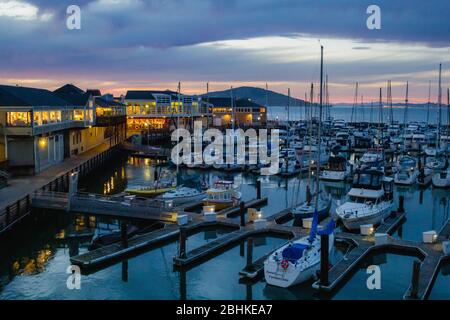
[7,112,31,126]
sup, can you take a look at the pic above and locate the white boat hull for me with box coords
[339,204,393,230]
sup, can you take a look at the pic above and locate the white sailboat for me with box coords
[264,46,335,288]
[264,217,334,288]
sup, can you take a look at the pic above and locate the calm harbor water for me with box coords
[268,105,449,125]
[0,154,448,300]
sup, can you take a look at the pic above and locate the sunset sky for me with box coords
[0,0,449,103]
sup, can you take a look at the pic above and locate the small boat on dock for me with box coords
[320,154,352,182]
[335,168,394,230]
[432,167,450,188]
[203,180,242,210]
[158,187,206,205]
[394,155,419,185]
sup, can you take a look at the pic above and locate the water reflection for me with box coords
[0,154,448,300]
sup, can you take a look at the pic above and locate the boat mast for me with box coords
[351,82,358,123]
[403,82,409,153]
[177,82,181,175]
[314,45,324,212]
[427,80,431,124]
[438,63,442,149]
[206,82,210,130]
[388,80,393,125]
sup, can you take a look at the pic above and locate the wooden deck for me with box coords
[312,216,449,300]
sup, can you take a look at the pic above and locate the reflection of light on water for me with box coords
[12,247,54,276]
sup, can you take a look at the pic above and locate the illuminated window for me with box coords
[7,112,31,126]
[73,110,84,121]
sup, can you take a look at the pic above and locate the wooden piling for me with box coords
[410,260,421,299]
[320,234,329,286]
[246,237,254,272]
[256,180,261,199]
[398,195,405,213]
[121,222,128,248]
[179,227,187,259]
[240,201,246,227]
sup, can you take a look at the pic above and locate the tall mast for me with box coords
[314,45,324,211]
[287,88,291,124]
[351,82,359,123]
[426,80,431,124]
[404,81,409,126]
[206,82,210,130]
[177,81,181,174]
[388,80,393,125]
[379,88,383,143]
[438,63,442,148]
[230,86,235,130]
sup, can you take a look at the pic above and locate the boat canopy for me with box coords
[282,243,308,262]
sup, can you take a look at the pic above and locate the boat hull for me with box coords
[340,205,393,230]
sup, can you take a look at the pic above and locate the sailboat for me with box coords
[266,66,335,287]
[431,64,450,188]
[264,211,335,288]
[292,59,331,224]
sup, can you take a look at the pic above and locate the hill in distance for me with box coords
[202,86,306,106]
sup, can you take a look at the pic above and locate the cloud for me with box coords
[0,0,38,20]
[0,0,449,102]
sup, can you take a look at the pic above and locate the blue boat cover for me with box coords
[282,243,308,262]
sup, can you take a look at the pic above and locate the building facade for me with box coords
[0,84,126,175]
[124,90,210,132]
[208,97,267,127]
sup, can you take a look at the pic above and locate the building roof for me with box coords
[95,96,126,108]
[54,84,91,106]
[208,97,264,109]
[53,84,85,95]
[86,89,102,97]
[236,98,264,109]
[125,90,187,101]
[208,97,234,107]
[0,84,72,107]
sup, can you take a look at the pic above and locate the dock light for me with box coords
[423,230,437,244]
[360,224,374,236]
[203,205,215,214]
[165,200,174,209]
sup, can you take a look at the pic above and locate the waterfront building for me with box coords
[208,97,267,127]
[0,84,127,175]
[124,90,210,132]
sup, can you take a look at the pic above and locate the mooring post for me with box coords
[240,201,246,227]
[398,195,405,213]
[245,237,254,272]
[320,234,329,286]
[179,227,187,259]
[256,180,261,200]
[121,222,128,248]
[306,185,311,205]
[410,260,421,299]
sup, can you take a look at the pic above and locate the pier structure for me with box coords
[0,143,122,236]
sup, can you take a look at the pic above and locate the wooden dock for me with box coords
[32,191,179,222]
[69,199,268,270]
[312,214,450,300]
